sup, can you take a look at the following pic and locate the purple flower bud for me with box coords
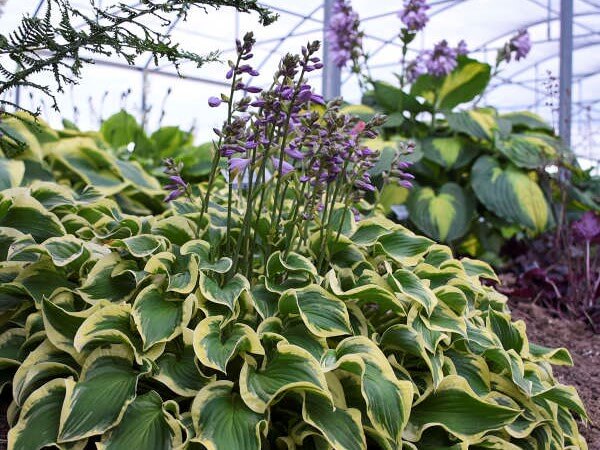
[208,96,222,107]
[226,68,234,79]
[169,175,187,187]
[229,157,251,175]
[244,86,263,93]
[164,190,183,202]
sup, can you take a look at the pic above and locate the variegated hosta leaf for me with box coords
[8,378,67,450]
[193,315,263,373]
[181,239,232,273]
[131,285,194,350]
[58,346,148,443]
[496,133,559,169]
[77,253,137,304]
[446,109,498,141]
[240,341,328,413]
[97,391,183,450]
[405,375,520,442]
[0,158,25,190]
[153,329,214,397]
[0,328,26,393]
[388,269,438,315]
[471,156,552,232]
[375,229,433,267]
[115,234,165,257]
[279,285,352,338]
[407,183,474,243]
[421,137,479,170]
[323,337,414,448]
[191,381,267,450]
[302,391,367,450]
[198,272,250,311]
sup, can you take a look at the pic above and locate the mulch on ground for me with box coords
[509,299,600,448]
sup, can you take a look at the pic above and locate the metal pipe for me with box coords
[322,0,341,99]
[559,0,573,147]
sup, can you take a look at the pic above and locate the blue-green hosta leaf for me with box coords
[153,329,214,397]
[405,375,520,441]
[151,216,197,246]
[376,229,433,267]
[132,285,194,350]
[240,341,328,413]
[58,346,148,443]
[528,343,573,366]
[12,340,79,407]
[279,285,352,338]
[181,239,232,273]
[0,191,65,242]
[446,108,497,141]
[198,272,250,311]
[388,269,438,315]
[471,156,552,232]
[78,253,136,304]
[408,183,474,243]
[324,337,413,448]
[0,158,25,189]
[421,137,479,170]
[97,391,183,450]
[302,391,367,450]
[193,315,263,373]
[191,381,267,450]
[7,378,67,450]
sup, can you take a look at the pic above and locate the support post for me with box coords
[559,0,573,148]
[322,0,341,99]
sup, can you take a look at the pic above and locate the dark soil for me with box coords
[509,298,600,448]
[0,302,597,449]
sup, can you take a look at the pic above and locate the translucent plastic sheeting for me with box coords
[0,0,598,169]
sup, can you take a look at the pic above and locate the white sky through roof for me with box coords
[0,0,598,170]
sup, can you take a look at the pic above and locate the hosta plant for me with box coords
[0,34,589,450]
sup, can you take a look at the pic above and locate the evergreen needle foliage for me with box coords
[0,0,276,116]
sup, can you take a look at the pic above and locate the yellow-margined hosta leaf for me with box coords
[42,235,86,267]
[181,239,232,273]
[193,315,263,373]
[58,346,148,443]
[240,341,328,413]
[8,378,67,450]
[0,191,65,242]
[198,272,250,311]
[266,250,318,279]
[471,156,552,233]
[153,329,214,397]
[405,375,520,442]
[0,158,25,190]
[375,229,433,267]
[96,391,183,450]
[191,381,267,450]
[350,216,395,247]
[0,328,26,393]
[114,159,163,195]
[496,133,559,169]
[115,234,165,258]
[12,340,78,407]
[446,109,498,140]
[131,285,194,350]
[302,391,367,450]
[258,317,328,361]
[407,183,474,243]
[323,337,413,448]
[388,269,438,315]
[77,253,136,304]
[279,285,352,338]
[15,259,76,305]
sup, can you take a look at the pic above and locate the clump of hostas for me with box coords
[0,33,588,450]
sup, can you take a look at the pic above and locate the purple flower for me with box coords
[326,0,363,69]
[271,157,294,176]
[399,0,429,32]
[510,29,531,61]
[501,29,532,63]
[572,211,600,243]
[406,57,427,82]
[208,96,222,107]
[164,190,183,202]
[229,157,251,175]
[426,40,458,76]
[456,39,469,56]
